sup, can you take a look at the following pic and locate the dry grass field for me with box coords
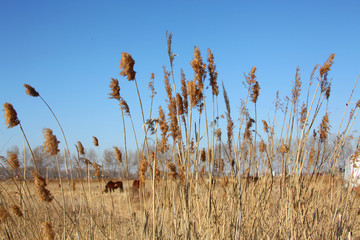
[1,175,360,239]
[2,35,360,239]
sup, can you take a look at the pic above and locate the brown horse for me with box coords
[104,180,123,193]
[132,179,140,189]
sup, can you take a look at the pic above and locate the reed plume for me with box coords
[244,118,255,141]
[319,113,331,142]
[200,148,206,162]
[299,102,307,129]
[10,204,23,217]
[31,170,53,202]
[149,73,156,98]
[319,53,335,77]
[3,102,20,128]
[0,206,9,224]
[187,80,197,108]
[7,151,19,170]
[41,221,55,240]
[262,120,269,133]
[176,93,185,116]
[167,31,175,68]
[158,106,169,153]
[190,47,206,111]
[259,140,266,153]
[42,128,60,156]
[164,67,172,100]
[181,69,189,113]
[280,141,289,155]
[92,162,101,178]
[250,81,260,103]
[77,141,85,155]
[292,67,301,104]
[113,146,123,163]
[309,148,315,167]
[108,78,120,100]
[119,97,130,115]
[24,84,40,97]
[216,128,222,141]
[119,52,136,81]
[93,136,99,147]
[139,153,148,185]
[207,49,219,96]
[168,97,180,140]
[167,161,178,180]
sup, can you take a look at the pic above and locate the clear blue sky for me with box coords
[1,0,360,155]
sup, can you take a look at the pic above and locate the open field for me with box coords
[1,175,360,239]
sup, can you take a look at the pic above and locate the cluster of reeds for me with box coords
[1,34,360,239]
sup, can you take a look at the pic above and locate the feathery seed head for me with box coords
[299,103,307,129]
[119,97,130,115]
[259,140,266,153]
[108,78,120,100]
[139,153,148,185]
[31,170,53,202]
[309,148,315,167]
[113,146,122,163]
[43,128,60,156]
[159,106,169,153]
[93,136,99,147]
[262,120,269,133]
[119,52,136,81]
[318,113,331,142]
[168,97,180,140]
[190,46,206,91]
[3,103,20,128]
[41,221,55,240]
[292,66,301,104]
[77,141,85,155]
[10,204,23,217]
[320,54,335,77]
[176,93,185,116]
[7,151,19,170]
[216,128,222,142]
[24,84,39,97]
[200,148,206,162]
[0,206,9,224]
[207,49,219,96]
[280,141,289,155]
[164,67,172,100]
[181,70,189,113]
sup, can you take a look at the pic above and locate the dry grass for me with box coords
[1,176,359,239]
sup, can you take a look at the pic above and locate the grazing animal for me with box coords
[132,180,140,189]
[104,180,123,193]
